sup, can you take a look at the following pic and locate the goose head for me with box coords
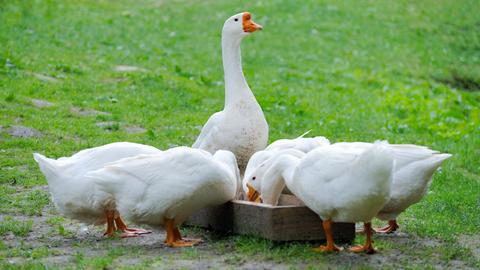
[222,12,262,40]
[245,149,306,203]
[245,161,266,203]
[242,150,274,193]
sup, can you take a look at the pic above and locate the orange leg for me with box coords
[103,210,116,237]
[164,218,201,248]
[164,228,182,243]
[313,220,341,252]
[173,227,182,241]
[114,216,152,238]
[174,227,202,244]
[375,219,399,234]
[165,227,183,243]
[350,222,376,254]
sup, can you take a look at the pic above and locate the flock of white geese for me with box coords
[34,12,451,254]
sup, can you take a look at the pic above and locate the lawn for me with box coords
[0,0,479,269]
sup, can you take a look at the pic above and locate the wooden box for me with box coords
[186,195,355,242]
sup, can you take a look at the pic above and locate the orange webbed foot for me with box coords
[167,239,202,248]
[349,244,376,254]
[374,220,399,234]
[312,245,341,253]
[182,238,202,244]
[121,228,152,235]
[314,220,341,253]
[164,236,202,244]
[352,222,376,254]
[114,216,152,236]
[119,231,142,238]
[164,218,202,248]
[103,231,116,238]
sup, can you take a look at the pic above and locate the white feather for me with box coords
[290,142,394,222]
[87,147,240,228]
[192,12,268,173]
[33,142,162,225]
[328,142,452,220]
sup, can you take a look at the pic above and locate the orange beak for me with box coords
[246,183,262,203]
[243,12,263,33]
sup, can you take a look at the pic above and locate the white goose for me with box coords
[242,135,329,196]
[33,142,161,237]
[86,147,240,247]
[244,148,307,202]
[329,142,452,233]
[246,143,394,254]
[193,12,268,173]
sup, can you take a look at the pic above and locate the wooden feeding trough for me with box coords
[186,194,355,242]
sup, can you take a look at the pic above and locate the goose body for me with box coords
[265,135,330,153]
[246,142,394,253]
[329,142,452,233]
[87,147,240,247]
[193,12,268,173]
[289,144,393,222]
[245,139,451,233]
[243,135,330,196]
[33,142,161,236]
[244,148,307,201]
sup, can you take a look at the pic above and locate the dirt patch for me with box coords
[71,107,111,117]
[31,99,54,108]
[101,77,129,84]
[5,125,43,138]
[95,121,118,127]
[95,121,119,132]
[29,72,60,83]
[95,123,147,133]
[3,165,29,173]
[124,125,147,134]
[1,193,478,269]
[459,234,480,260]
[114,65,148,72]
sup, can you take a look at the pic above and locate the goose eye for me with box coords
[234,18,238,22]
[252,176,256,180]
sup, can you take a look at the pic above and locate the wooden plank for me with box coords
[185,195,355,242]
[186,202,235,233]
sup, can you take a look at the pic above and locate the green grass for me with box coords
[0,0,479,268]
[0,216,33,237]
[0,189,50,216]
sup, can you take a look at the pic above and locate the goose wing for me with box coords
[87,148,230,221]
[388,144,439,170]
[296,147,359,184]
[192,111,224,152]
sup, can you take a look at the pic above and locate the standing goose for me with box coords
[246,143,394,254]
[193,12,268,173]
[87,147,240,247]
[33,142,160,237]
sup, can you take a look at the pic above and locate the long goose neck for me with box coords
[222,35,254,108]
[261,154,300,206]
